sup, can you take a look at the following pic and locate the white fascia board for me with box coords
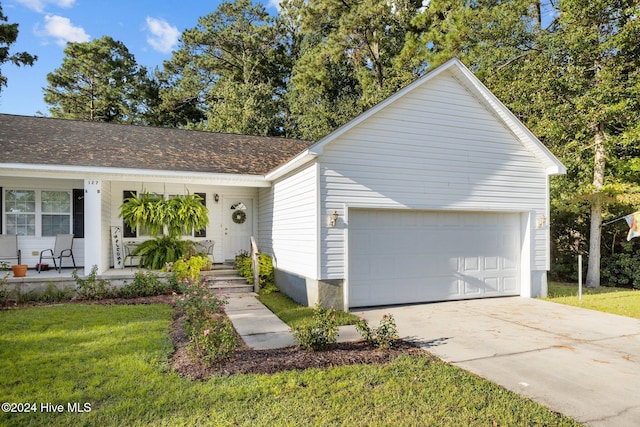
[0,163,271,187]
[264,151,318,181]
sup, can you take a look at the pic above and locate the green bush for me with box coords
[0,266,11,307]
[33,283,76,303]
[73,266,115,300]
[133,236,194,270]
[169,255,209,281]
[117,270,170,298]
[240,253,276,292]
[355,314,399,350]
[234,250,249,271]
[602,252,640,289]
[291,304,339,351]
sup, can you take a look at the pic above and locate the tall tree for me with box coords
[286,0,422,139]
[158,0,287,135]
[44,36,154,124]
[0,4,36,93]
[550,0,640,287]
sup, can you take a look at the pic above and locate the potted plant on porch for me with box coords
[11,263,28,277]
[119,192,209,270]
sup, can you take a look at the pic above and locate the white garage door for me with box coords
[348,209,521,307]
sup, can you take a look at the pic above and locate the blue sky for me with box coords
[0,0,278,117]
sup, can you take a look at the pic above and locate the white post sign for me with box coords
[111,226,124,269]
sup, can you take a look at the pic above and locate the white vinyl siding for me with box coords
[258,164,318,279]
[320,71,548,279]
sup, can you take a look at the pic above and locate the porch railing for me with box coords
[250,236,259,293]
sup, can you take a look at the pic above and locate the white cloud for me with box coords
[267,0,281,12]
[145,17,179,54]
[16,0,76,13]
[43,14,90,46]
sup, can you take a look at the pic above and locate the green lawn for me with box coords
[546,281,640,318]
[0,304,580,426]
[258,291,360,327]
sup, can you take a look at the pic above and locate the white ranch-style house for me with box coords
[0,59,565,310]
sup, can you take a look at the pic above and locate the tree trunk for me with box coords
[586,122,606,287]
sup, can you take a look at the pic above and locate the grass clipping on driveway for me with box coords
[0,304,580,426]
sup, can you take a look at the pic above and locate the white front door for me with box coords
[223,198,253,261]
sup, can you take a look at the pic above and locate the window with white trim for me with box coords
[4,189,72,236]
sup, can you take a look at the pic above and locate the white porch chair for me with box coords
[38,234,76,273]
[195,240,215,263]
[0,234,21,265]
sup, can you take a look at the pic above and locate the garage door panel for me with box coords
[484,256,499,271]
[484,278,500,295]
[504,276,518,292]
[349,210,522,307]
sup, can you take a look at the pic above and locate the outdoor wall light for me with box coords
[214,193,220,203]
[537,214,546,228]
[328,210,339,227]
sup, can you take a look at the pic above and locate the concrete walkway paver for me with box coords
[353,297,640,427]
[226,293,359,350]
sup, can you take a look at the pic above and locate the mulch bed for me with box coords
[169,311,425,379]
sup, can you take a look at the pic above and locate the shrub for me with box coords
[234,250,249,271]
[169,255,209,281]
[0,262,11,307]
[33,283,75,303]
[355,314,399,350]
[190,314,238,363]
[240,253,276,292]
[73,266,114,300]
[173,277,239,363]
[602,252,640,289]
[117,270,170,298]
[291,304,339,351]
[133,236,193,270]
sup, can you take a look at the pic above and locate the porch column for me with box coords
[83,180,104,274]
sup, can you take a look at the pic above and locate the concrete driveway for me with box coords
[354,297,640,427]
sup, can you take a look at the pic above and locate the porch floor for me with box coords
[4,263,252,294]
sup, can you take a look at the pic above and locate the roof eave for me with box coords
[0,163,271,187]
[265,150,318,181]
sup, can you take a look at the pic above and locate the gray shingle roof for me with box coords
[0,114,313,175]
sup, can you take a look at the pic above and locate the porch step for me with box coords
[209,281,254,294]
[200,265,253,293]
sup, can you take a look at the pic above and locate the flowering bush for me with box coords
[191,314,238,363]
[173,277,238,363]
[291,304,339,351]
[355,314,399,350]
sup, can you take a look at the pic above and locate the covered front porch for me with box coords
[1,170,265,276]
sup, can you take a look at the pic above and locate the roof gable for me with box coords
[306,58,565,176]
[0,114,312,175]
